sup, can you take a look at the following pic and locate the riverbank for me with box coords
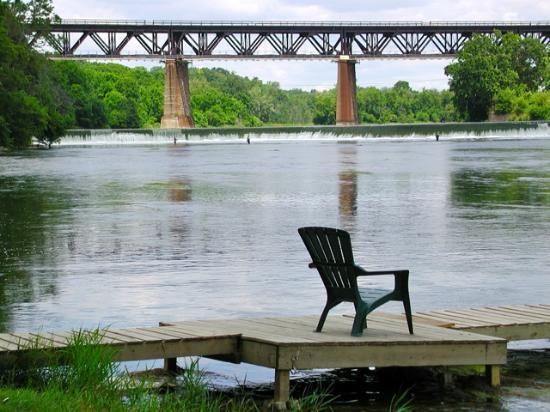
[56,121,549,146]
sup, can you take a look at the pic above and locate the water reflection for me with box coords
[451,169,550,206]
[141,180,192,202]
[338,143,358,227]
[168,180,192,202]
[0,176,73,330]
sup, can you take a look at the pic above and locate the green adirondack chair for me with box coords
[298,226,413,337]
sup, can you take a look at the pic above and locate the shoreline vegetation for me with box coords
[1,1,549,149]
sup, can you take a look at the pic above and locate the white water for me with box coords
[53,122,550,146]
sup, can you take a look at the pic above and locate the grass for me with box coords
[388,387,414,412]
[288,383,337,411]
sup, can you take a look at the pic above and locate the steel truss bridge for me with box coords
[42,20,550,60]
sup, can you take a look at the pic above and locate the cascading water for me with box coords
[53,121,549,146]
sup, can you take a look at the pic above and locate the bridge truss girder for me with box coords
[40,21,550,59]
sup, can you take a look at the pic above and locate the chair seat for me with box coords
[358,287,392,305]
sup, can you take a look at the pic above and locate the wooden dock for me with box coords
[161,313,507,403]
[412,304,550,340]
[0,304,549,406]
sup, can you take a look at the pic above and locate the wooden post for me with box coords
[164,357,178,374]
[441,367,453,387]
[273,369,290,406]
[485,365,501,387]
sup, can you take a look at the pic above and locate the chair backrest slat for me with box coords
[298,227,356,292]
[317,230,344,288]
[328,230,353,288]
[300,229,336,289]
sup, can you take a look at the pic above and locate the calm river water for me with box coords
[1,135,549,401]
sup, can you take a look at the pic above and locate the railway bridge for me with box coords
[39,20,550,127]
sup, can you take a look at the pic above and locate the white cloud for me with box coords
[51,0,548,90]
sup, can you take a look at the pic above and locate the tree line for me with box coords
[1,0,548,149]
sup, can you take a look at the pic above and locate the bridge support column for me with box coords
[335,56,358,125]
[161,59,194,128]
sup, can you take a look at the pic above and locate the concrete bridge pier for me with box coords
[336,56,358,126]
[160,59,194,128]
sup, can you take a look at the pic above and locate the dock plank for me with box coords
[414,311,490,327]
[157,326,240,342]
[134,327,199,340]
[106,329,162,343]
[159,322,242,338]
[526,304,550,313]
[466,307,548,325]
[101,330,143,343]
[428,309,506,325]
[434,309,522,326]
[411,304,550,340]
[28,332,70,346]
[0,337,24,351]
[9,333,66,349]
[502,305,550,317]
[475,307,549,322]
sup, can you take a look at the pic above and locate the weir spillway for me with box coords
[53,121,550,147]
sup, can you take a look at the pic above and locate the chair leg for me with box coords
[316,301,337,332]
[403,296,413,334]
[351,308,367,337]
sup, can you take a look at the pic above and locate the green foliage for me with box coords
[358,82,458,125]
[312,90,336,124]
[494,88,550,120]
[526,90,550,120]
[0,1,69,148]
[0,332,260,411]
[190,67,291,126]
[311,81,459,125]
[288,383,336,411]
[446,32,549,121]
[52,329,119,393]
[191,84,261,127]
[51,63,459,129]
[389,387,413,412]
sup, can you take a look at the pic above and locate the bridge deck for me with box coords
[43,20,549,59]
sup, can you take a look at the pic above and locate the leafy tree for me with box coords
[0,1,68,148]
[312,90,336,124]
[103,90,139,129]
[445,35,502,121]
[446,32,549,121]
[527,91,550,120]
[500,33,548,91]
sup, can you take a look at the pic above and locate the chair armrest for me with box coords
[355,265,408,277]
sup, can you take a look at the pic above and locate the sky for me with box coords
[51,0,550,91]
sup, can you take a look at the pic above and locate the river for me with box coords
[1,132,549,408]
